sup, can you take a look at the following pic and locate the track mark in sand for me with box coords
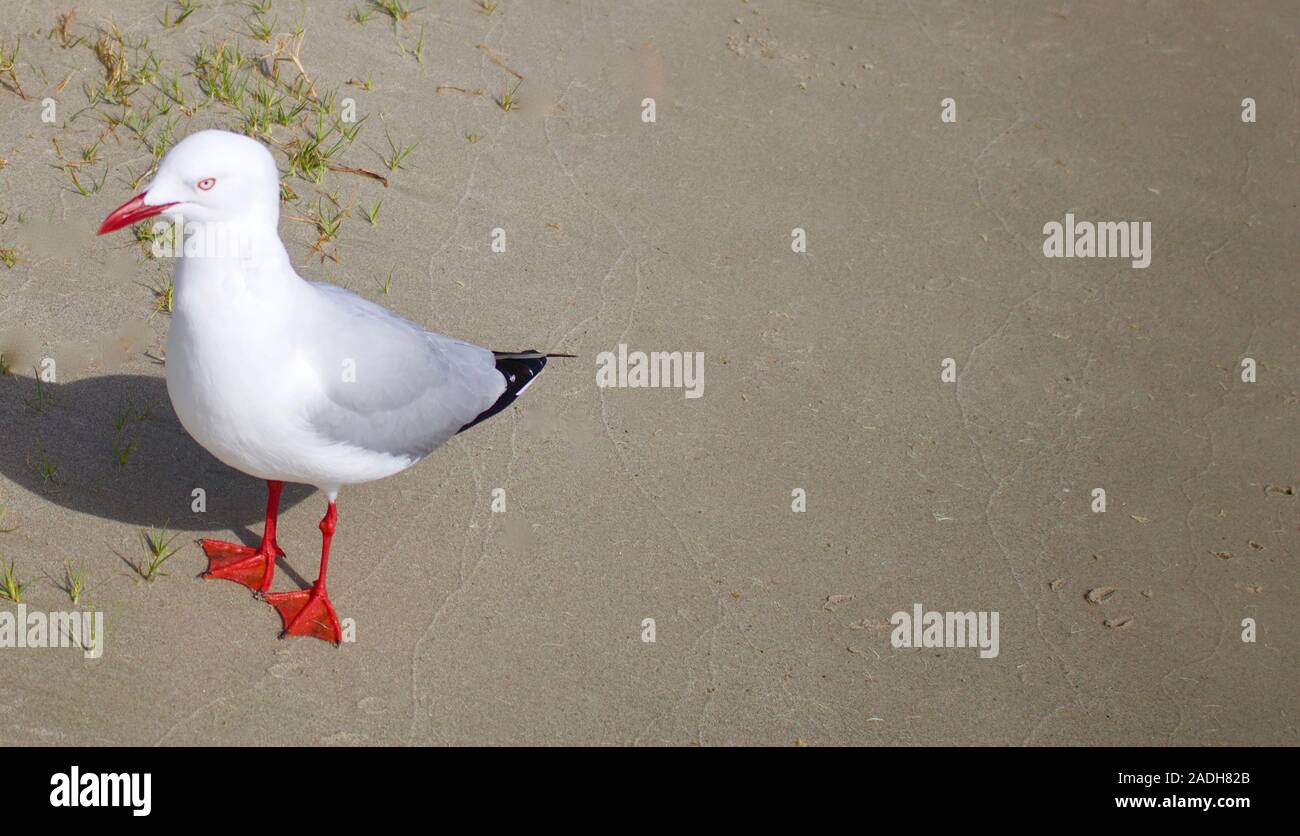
[543,77,708,579]
[405,406,529,744]
[422,16,506,291]
[404,439,487,743]
[349,492,438,593]
[695,596,728,746]
[541,78,730,738]
[903,2,1087,740]
[630,599,719,746]
[543,79,630,349]
[1152,301,1261,743]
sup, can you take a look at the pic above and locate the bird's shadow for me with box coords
[0,373,313,538]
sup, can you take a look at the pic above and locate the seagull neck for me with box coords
[174,215,293,272]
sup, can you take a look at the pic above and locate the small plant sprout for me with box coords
[479,0,499,14]
[151,115,179,159]
[0,246,17,268]
[194,38,249,107]
[141,523,183,581]
[497,78,522,113]
[244,83,306,137]
[67,165,109,196]
[245,9,278,41]
[91,31,133,105]
[0,38,28,100]
[25,374,54,413]
[63,559,87,604]
[466,132,481,144]
[113,402,156,433]
[158,72,185,107]
[381,131,417,171]
[370,0,419,24]
[412,25,426,65]
[286,114,347,182]
[178,0,203,23]
[133,219,162,255]
[80,139,103,166]
[113,437,137,467]
[0,557,29,603]
[258,28,319,100]
[120,106,157,139]
[339,114,366,143]
[153,276,177,313]
[312,196,346,241]
[242,82,283,135]
[252,80,279,111]
[52,12,85,49]
[363,198,382,225]
[33,448,57,483]
[380,266,395,295]
[163,0,201,29]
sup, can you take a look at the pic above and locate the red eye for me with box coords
[197,177,216,191]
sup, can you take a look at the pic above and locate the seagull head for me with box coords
[98,129,281,236]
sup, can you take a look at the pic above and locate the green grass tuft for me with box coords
[0,557,29,603]
[381,131,416,171]
[141,523,183,581]
[369,0,420,23]
[63,559,87,604]
[497,78,522,112]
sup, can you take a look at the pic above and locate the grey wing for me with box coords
[303,282,505,459]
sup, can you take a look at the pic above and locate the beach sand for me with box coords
[0,0,1295,745]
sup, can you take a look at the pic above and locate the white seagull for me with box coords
[98,129,566,644]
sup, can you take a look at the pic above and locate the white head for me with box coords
[99,129,281,235]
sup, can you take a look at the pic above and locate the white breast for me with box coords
[164,255,415,492]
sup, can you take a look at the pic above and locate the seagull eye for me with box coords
[197,177,216,191]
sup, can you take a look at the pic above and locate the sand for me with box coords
[0,0,1295,745]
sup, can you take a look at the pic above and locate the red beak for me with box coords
[97,193,178,236]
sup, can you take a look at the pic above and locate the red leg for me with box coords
[265,501,343,645]
[201,480,285,594]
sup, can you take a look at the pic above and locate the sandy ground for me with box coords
[0,0,1295,746]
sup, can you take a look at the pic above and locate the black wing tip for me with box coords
[492,350,577,359]
[457,350,551,435]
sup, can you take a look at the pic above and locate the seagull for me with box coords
[98,129,566,645]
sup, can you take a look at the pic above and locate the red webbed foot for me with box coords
[200,539,283,594]
[201,481,286,594]
[265,585,342,645]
